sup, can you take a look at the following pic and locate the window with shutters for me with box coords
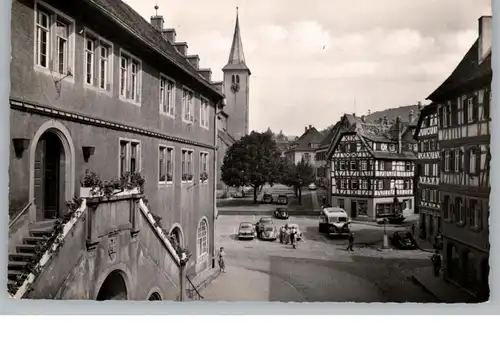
[469,148,477,175]
[424,163,429,176]
[34,2,75,77]
[378,160,385,171]
[467,97,474,122]
[159,75,175,117]
[118,139,141,176]
[182,88,195,123]
[119,50,141,104]
[454,149,461,173]
[350,160,357,170]
[361,180,368,190]
[83,29,112,91]
[433,163,439,177]
[361,160,367,171]
[444,151,450,172]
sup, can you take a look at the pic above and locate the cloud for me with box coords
[123,0,491,135]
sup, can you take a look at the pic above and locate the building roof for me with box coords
[317,121,342,151]
[363,105,419,124]
[427,39,492,101]
[222,8,251,74]
[413,103,438,140]
[88,0,223,99]
[286,126,324,152]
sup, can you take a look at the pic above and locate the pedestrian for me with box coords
[218,247,226,273]
[290,227,296,247]
[346,232,354,251]
[411,223,416,237]
[431,250,441,277]
[279,225,285,243]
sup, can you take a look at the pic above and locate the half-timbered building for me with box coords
[325,113,418,221]
[414,103,441,245]
[426,16,491,301]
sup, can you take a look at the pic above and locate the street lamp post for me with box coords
[382,218,389,249]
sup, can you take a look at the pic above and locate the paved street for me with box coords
[203,215,438,302]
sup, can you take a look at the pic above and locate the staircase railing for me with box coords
[9,198,35,229]
[186,276,204,300]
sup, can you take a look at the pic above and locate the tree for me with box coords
[320,124,336,138]
[221,131,282,203]
[280,158,315,205]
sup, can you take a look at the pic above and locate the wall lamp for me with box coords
[82,146,95,162]
[13,138,30,158]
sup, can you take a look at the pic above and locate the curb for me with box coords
[217,210,320,216]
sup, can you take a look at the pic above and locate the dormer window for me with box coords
[389,144,395,152]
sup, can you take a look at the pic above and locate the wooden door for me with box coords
[44,135,60,219]
[350,200,357,218]
[34,139,46,221]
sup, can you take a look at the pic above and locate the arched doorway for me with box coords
[34,131,65,220]
[169,224,184,248]
[96,270,128,300]
[148,292,162,301]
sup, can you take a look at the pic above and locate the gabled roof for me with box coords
[427,39,492,101]
[317,121,342,151]
[413,103,438,140]
[363,105,419,124]
[222,8,251,74]
[286,127,324,152]
[88,0,223,99]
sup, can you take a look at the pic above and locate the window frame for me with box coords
[199,96,210,129]
[182,87,195,124]
[118,49,142,105]
[83,28,113,92]
[159,73,176,118]
[199,151,209,184]
[158,145,175,185]
[196,219,209,259]
[118,138,141,177]
[33,0,76,81]
[181,148,194,183]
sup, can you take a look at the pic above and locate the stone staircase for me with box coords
[7,224,54,293]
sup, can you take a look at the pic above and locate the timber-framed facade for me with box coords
[326,113,418,222]
[426,15,491,301]
[414,103,441,245]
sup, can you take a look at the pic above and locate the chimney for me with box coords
[199,68,212,82]
[162,28,176,43]
[309,124,312,129]
[186,55,200,69]
[353,113,356,118]
[478,16,492,63]
[305,126,308,132]
[173,42,188,56]
[150,15,164,31]
[409,110,414,123]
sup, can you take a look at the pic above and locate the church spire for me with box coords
[223,7,251,74]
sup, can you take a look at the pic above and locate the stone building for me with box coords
[8,0,223,299]
[427,15,491,301]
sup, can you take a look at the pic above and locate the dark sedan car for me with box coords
[274,207,289,219]
[276,194,288,205]
[391,231,417,250]
[259,225,278,241]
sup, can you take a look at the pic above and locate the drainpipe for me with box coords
[212,98,223,269]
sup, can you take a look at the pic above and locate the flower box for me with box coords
[80,187,140,198]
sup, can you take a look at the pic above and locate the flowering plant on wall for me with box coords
[182,173,193,181]
[200,172,208,182]
[166,172,173,182]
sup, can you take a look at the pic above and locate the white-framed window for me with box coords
[469,148,477,174]
[158,145,174,184]
[119,50,141,103]
[199,152,209,183]
[378,161,385,171]
[424,163,429,176]
[339,161,346,170]
[454,149,460,172]
[377,180,383,190]
[361,160,367,171]
[83,29,112,91]
[351,180,358,190]
[196,219,209,259]
[119,139,141,176]
[159,75,175,117]
[442,105,448,127]
[340,180,347,189]
[350,160,357,170]
[467,98,474,122]
[444,151,450,172]
[433,163,439,176]
[182,88,194,123]
[181,149,194,182]
[361,180,368,190]
[200,97,210,129]
[405,162,412,171]
[34,1,75,77]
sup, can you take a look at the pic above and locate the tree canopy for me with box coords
[280,157,315,204]
[221,131,282,202]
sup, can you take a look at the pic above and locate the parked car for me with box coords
[238,222,256,240]
[287,223,302,241]
[276,194,288,205]
[377,213,406,225]
[262,193,273,204]
[259,225,278,241]
[308,183,317,190]
[274,207,289,219]
[256,217,274,235]
[391,231,417,250]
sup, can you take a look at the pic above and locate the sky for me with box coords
[124,0,492,136]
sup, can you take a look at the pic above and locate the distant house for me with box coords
[315,121,341,188]
[325,108,419,221]
[284,125,324,176]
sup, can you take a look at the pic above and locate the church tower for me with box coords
[222,7,251,141]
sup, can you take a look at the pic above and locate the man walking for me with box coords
[431,250,441,277]
[346,232,354,251]
[411,223,416,237]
